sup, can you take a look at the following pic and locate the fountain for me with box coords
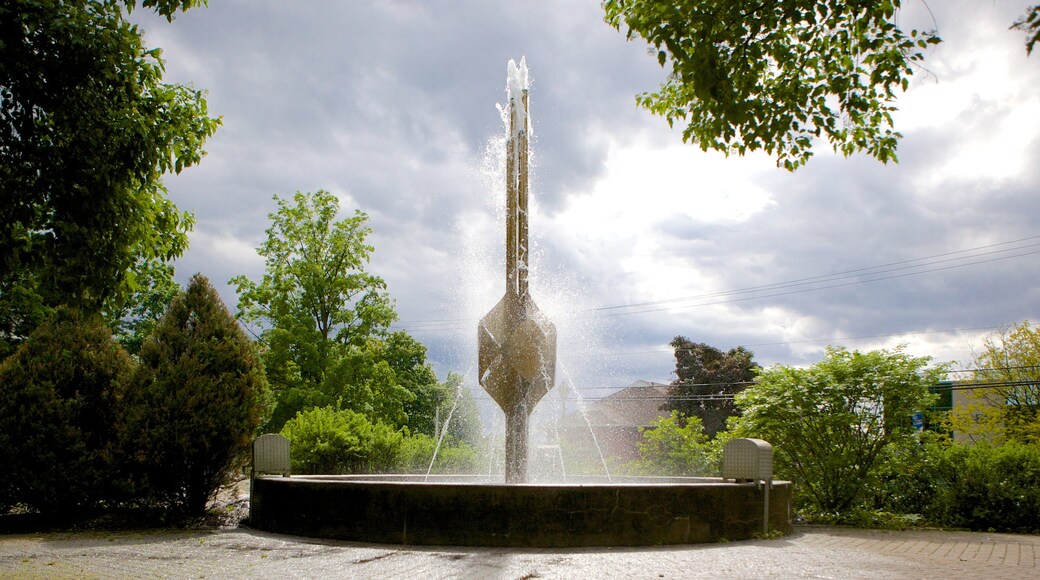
[248,59,792,546]
[478,57,556,484]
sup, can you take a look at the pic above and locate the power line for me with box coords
[575,325,1003,359]
[583,248,1040,318]
[393,235,1040,333]
[588,235,1040,312]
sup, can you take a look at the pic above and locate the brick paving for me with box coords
[0,525,1036,579]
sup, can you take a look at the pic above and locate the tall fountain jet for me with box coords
[478,58,557,484]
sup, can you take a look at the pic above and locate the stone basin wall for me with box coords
[249,475,792,547]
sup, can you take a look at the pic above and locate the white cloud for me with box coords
[547,132,777,310]
[558,133,775,228]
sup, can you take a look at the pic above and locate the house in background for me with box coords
[556,380,671,467]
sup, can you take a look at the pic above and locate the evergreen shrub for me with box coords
[0,307,134,515]
[127,274,269,516]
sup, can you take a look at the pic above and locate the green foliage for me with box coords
[395,432,481,475]
[232,190,396,357]
[386,331,449,434]
[733,346,946,513]
[103,260,181,356]
[603,0,941,169]
[867,432,947,517]
[280,406,480,475]
[0,0,218,356]
[230,191,396,404]
[0,307,134,515]
[127,274,269,516]
[440,373,483,446]
[848,436,1040,533]
[667,337,759,436]
[126,1,209,22]
[948,322,1040,444]
[630,412,716,476]
[232,191,453,434]
[281,406,402,474]
[804,507,924,530]
[1013,5,1040,56]
[925,441,1040,533]
[324,334,419,428]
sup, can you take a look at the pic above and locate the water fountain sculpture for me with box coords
[478,57,556,484]
[248,59,793,546]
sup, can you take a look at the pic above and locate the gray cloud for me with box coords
[133,0,1040,397]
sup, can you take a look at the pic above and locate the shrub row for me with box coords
[875,439,1040,533]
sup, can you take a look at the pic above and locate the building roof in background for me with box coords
[562,380,671,429]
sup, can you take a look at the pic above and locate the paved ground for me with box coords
[0,525,1036,579]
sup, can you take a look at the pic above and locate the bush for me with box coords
[627,412,716,476]
[396,432,480,474]
[281,406,401,474]
[864,435,938,514]
[926,442,1040,533]
[0,307,134,515]
[127,274,269,516]
[733,346,945,514]
[281,406,480,475]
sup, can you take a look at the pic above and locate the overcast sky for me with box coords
[132,1,1040,412]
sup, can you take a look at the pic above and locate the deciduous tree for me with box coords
[630,411,715,476]
[604,1,1034,169]
[948,321,1040,444]
[666,337,759,436]
[0,0,219,357]
[103,260,181,355]
[232,191,440,432]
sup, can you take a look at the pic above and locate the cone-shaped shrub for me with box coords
[0,307,134,515]
[129,274,268,516]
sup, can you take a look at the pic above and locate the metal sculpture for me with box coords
[478,58,557,484]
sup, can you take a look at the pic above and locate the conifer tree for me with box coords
[0,307,134,515]
[129,274,269,515]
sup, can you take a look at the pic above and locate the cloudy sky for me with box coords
[132,1,1040,409]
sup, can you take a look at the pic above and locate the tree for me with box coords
[732,346,945,513]
[128,274,268,516]
[103,260,181,356]
[0,307,134,515]
[381,331,454,436]
[0,0,219,357]
[232,190,407,431]
[948,321,1040,444]
[603,1,1039,169]
[323,336,415,428]
[1014,5,1040,56]
[666,337,759,437]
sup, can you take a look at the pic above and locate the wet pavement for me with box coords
[0,525,1036,579]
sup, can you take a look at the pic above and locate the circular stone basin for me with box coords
[249,474,791,547]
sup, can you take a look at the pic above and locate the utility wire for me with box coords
[588,235,1040,312]
[393,235,1040,332]
[576,326,1004,359]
